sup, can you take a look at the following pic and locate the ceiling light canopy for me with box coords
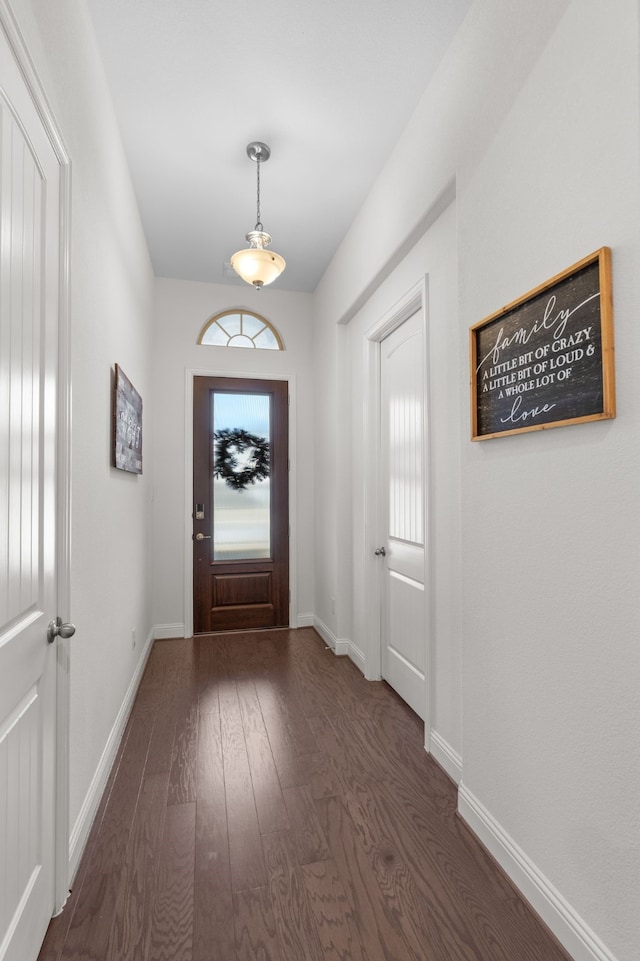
[230,142,286,290]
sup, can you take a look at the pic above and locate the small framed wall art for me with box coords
[113,364,143,473]
[470,247,615,440]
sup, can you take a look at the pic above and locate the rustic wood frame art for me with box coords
[113,364,143,473]
[470,248,615,440]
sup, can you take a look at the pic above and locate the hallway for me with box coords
[37,628,570,961]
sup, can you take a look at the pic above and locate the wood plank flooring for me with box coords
[38,628,571,961]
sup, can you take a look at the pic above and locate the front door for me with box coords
[379,309,427,719]
[193,377,289,632]
[0,17,63,961]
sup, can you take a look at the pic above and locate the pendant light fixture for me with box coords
[230,142,286,289]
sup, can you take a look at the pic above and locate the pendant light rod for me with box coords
[247,142,270,228]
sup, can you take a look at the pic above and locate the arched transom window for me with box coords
[197,310,283,350]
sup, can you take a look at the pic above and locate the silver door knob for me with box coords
[47,617,76,644]
[374,546,386,556]
[194,532,212,541]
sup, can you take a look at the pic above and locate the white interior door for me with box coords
[0,19,63,961]
[379,309,426,719]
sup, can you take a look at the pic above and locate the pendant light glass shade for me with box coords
[230,142,285,289]
[231,229,286,289]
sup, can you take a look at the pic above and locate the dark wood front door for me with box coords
[193,377,289,632]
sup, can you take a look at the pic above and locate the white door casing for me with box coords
[0,4,71,958]
[364,278,431,732]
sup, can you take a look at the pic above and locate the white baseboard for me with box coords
[458,784,620,961]
[68,628,154,879]
[313,617,364,672]
[154,622,184,639]
[313,615,338,650]
[296,613,314,627]
[313,616,348,654]
[429,730,462,785]
[347,641,365,674]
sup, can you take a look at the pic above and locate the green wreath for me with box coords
[213,428,270,491]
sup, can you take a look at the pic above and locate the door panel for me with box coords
[193,377,289,632]
[380,310,426,719]
[0,22,61,961]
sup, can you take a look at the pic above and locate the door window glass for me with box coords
[212,392,271,559]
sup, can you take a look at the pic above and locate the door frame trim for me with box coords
[0,0,73,914]
[184,368,298,636]
[363,276,433,745]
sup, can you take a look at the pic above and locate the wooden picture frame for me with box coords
[113,364,143,473]
[470,248,615,440]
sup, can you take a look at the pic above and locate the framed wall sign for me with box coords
[470,248,615,440]
[113,364,143,473]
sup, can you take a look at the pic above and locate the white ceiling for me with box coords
[86,0,472,293]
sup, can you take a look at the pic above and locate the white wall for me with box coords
[311,308,342,641]
[341,202,462,758]
[458,2,640,958]
[313,0,571,326]
[9,0,156,864]
[152,279,315,634]
[313,1,640,960]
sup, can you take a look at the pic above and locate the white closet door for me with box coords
[380,309,426,719]
[0,20,62,961]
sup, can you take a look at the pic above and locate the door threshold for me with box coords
[194,625,294,638]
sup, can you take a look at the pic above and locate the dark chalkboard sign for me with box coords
[470,248,615,440]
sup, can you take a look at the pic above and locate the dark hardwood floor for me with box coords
[38,628,571,961]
